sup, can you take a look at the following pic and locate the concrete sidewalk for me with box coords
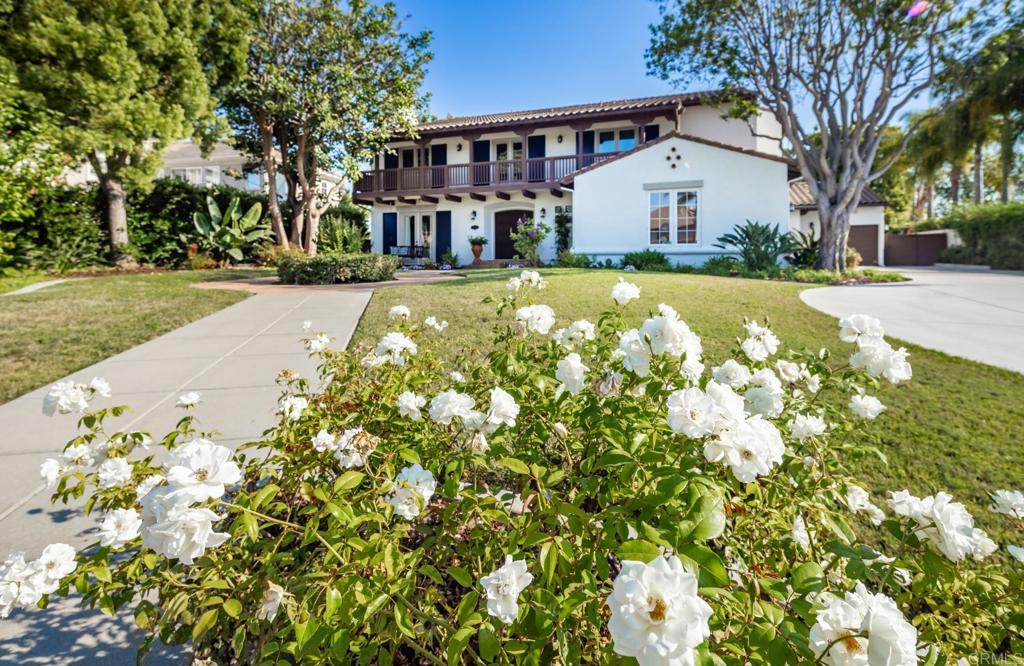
[800,267,1024,374]
[0,287,372,664]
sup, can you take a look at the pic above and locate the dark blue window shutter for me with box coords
[435,211,452,261]
[382,212,397,254]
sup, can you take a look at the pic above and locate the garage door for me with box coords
[848,225,879,266]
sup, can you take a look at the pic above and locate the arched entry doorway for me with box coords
[493,209,531,260]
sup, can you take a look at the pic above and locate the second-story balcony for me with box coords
[354,153,620,198]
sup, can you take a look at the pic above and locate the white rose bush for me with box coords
[8,277,1024,664]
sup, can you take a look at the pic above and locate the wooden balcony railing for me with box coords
[355,153,619,195]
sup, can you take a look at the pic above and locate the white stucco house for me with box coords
[356,92,886,266]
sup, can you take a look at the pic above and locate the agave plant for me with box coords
[189,196,271,264]
[714,220,796,272]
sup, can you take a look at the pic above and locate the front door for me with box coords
[494,209,530,260]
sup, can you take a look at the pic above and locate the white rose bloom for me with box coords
[712,359,752,388]
[705,381,746,433]
[335,427,376,468]
[850,339,912,384]
[887,490,995,562]
[39,458,63,489]
[256,581,290,622]
[375,331,418,365]
[42,380,89,416]
[744,384,784,418]
[740,321,780,362]
[552,319,596,348]
[506,276,522,292]
[839,314,885,345]
[990,489,1024,519]
[388,305,411,320]
[301,320,312,332]
[88,377,112,397]
[804,371,822,393]
[277,396,308,422]
[483,387,519,431]
[617,329,651,377]
[611,277,641,306]
[607,554,712,666]
[31,543,78,592]
[705,416,785,482]
[666,387,717,439]
[1,553,35,618]
[165,439,241,502]
[775,359,801,383]
[479,555,533,624]
[789,414,827,441]
[792,514,811,549]
[312,429,338,452]
[594,369,624,397]
[514,304,556,335]
[305,333,331,354]
[556,353,589,396]
[396,391,427,420]
[519,270,546,289]
[849,394,885,420]
[466,431,489,454]
[60,443,95,470]
[135,474,165,501]
[1008,545,1024,563]
[429,390,476,425]
[142,502,230,565]
[450,371,466,383]
[98,508,142,549]
[423,315,448,332]
[387,464,436,520]
[97,457,133,489]
[641,305,703,360]
[680,357,704,383]
[176,391,201,408]
[846,485,886,526]
[810,582,917,666]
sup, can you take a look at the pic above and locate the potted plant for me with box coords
[467,235,488,264]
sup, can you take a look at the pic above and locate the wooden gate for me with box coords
[884,234,948,266]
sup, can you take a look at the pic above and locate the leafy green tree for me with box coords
[0,0,232,259]
[647,0,987,269]
[224,0,431,254]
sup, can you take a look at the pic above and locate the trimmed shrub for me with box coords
[700,255,742,275]
[556,250,594,268]
[621,248,672,272]
[276,251,399,285]
[942,203,1024,270]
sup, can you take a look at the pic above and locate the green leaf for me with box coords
[91,565,111,583]
[498,457,531,476]
[192,608,219,643]
[617,539,662,563]
[478,626,500,661]
[448,565,474,588]
[222,598,242,618]
[456,591,479,625]
[677,543,729,588]
[335,470,365,491]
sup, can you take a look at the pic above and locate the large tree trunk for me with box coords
[100,176,130,257]
[973,142,983,204]
[814,205,851,271]
[950,164,962,206]
[257,114,288,249]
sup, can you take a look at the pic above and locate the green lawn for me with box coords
[0,270,50,295]
[0,269,268,403]
[355,268,1024,535]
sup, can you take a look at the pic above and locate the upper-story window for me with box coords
[170,166,220,187]
[649,190,699,246]
[597,128,637,153]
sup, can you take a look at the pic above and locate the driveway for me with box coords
[801,267,1024,374]
[0,284,377,664]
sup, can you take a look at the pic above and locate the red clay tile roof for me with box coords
[560,131,798,186]
[415,90,747,135]
[788,180,887,209]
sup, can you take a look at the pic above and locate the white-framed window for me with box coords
[203,166,220,186]
[597,128,638,153]
[648,190,699,246]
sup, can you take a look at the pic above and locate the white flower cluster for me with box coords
[991,489,1024,519]
[176,391,201,408]
[611,277,641,306]
[427,386,519,453]
[304,333,331,354]
[0,544,78,618]
[479,555,533,624]
[514,304,556,335]
[311,427,378,468]
[387,463,436,519]
[388,305,410,320]
[810,583,918,666]
[40,434,141,490]
[423,315,448,332]
[846,485,886,526]
[277,395,308,421]
[841,314,912,384]
[506,270,547,292]
[888,490,996,562]
[42,377,110,416]
[740,320,780,362]
[618,303,703,379]
[552,319,596,349]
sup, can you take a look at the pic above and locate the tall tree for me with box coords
[0,0,230,259]
[224,0,430,254]
[647,0,988,269]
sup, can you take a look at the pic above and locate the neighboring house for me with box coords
[787,181,887,266]
[356,91,797,266]
[66,140,348,204]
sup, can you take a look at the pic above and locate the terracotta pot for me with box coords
[471,243,483,264]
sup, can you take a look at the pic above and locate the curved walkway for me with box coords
[801,267,1024,374]
[0,279,386,663]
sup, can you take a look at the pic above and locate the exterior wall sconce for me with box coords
[539,208,546,219]
[557,135,563,143]
[456,143,462,151]
[471,210,477,221]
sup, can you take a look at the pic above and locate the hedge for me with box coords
[276,251,399,285]
[939,203,1024,270]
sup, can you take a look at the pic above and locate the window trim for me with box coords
[646,188,701,247]
[596,126,639,154]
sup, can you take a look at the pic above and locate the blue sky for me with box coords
[392,0,684,118]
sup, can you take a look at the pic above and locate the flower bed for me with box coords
[7,271,1024,663]
[276,251,400,285]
